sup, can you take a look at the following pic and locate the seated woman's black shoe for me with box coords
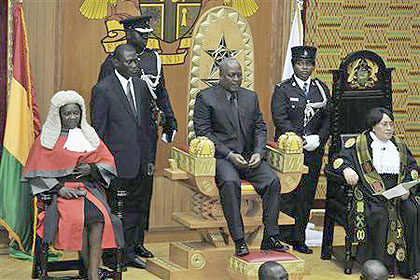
[135,244,154,258]
[235,239,250,257]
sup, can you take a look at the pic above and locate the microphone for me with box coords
[381,147,386,151]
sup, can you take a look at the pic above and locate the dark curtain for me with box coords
[0,1,8,159]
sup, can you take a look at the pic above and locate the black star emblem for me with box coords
[201,78,220,88]
[205,34,240,77]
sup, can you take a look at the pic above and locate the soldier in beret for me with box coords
[271,46,330,254]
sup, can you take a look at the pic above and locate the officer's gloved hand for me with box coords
[303,134,320,151]
[161,115,177,143]
[161,130,176,143]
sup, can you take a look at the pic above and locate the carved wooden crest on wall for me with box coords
[78,0,203,65]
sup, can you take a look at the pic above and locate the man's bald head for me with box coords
[219,58,241,76]
[361,260,388,280]
[113,44,137,60]
[219,58,242,93]
[112,44,138,78]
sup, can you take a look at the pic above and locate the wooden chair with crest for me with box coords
[320,50,393,274]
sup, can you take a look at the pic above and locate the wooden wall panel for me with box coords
[23,0,61,121]
[149,176,193,229]
[24,0,292,231]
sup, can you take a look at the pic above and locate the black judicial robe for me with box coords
[329,132,420,277]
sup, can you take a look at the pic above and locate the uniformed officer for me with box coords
[98,15,177,261]
[271,46,330,254]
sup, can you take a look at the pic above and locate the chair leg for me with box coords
[321,208,334,260]
[113,249,123,280]
[39,241,49,280]
[344,187,354,275]
[32,236,42,279]
[32,235,49,279]
[78,255,87,278]
[344,231,353,274]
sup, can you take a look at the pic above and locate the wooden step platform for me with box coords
[229,251,305,280]
[147,241,307,280]
[172,212,295,229]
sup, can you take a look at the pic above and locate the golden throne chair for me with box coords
[164,133,307,248]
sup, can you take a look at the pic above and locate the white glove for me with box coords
[161,130,176,143]
[303,134,320,152]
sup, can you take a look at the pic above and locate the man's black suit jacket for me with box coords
[194,84,267,160]
[98,50,177,140]
[91,73,154,178]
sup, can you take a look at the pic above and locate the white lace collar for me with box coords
[370,131,400,174]
[63,128,95,152]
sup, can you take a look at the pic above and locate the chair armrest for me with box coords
[165,142,218,197]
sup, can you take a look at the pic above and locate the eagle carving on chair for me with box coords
[79,0,141,20]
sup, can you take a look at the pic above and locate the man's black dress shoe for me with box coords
[260,235,289,252]
[293,243,313,254]
[135,244,154,258]
[126,256,146,269]
[235,239,250,257]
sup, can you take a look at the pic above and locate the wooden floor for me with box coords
[0,227,407,280]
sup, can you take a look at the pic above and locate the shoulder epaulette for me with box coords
[276,78,291,87]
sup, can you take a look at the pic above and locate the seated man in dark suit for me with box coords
[194,58,288,256]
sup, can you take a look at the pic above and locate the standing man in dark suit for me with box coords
[271,46,330,254]
[98,15,177,259]
[194,58,288,257]
[91,44,153,268]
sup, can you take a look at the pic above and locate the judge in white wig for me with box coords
[23,90,124,280]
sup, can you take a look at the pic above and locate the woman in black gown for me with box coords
[329,107,419,279]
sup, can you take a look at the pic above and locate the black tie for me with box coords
[229,92,244,153]
[303,82,309,97]
[229,92,238,108]
[126,80,137,115]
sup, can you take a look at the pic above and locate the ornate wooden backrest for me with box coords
[186,6,254,142]
[329,50,393,157]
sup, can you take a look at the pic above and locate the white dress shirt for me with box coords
[294,74,311,92]
[115,69,137,112]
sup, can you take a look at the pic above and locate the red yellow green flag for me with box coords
[0,2,41,254]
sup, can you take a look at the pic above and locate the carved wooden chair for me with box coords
[31,194,123,280]
[321,50,393,274]
[165,133,307,247]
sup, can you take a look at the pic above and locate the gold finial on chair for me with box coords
[277,132,303,154]
[189,137,215,157]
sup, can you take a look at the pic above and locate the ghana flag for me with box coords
[0,2,41,253]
